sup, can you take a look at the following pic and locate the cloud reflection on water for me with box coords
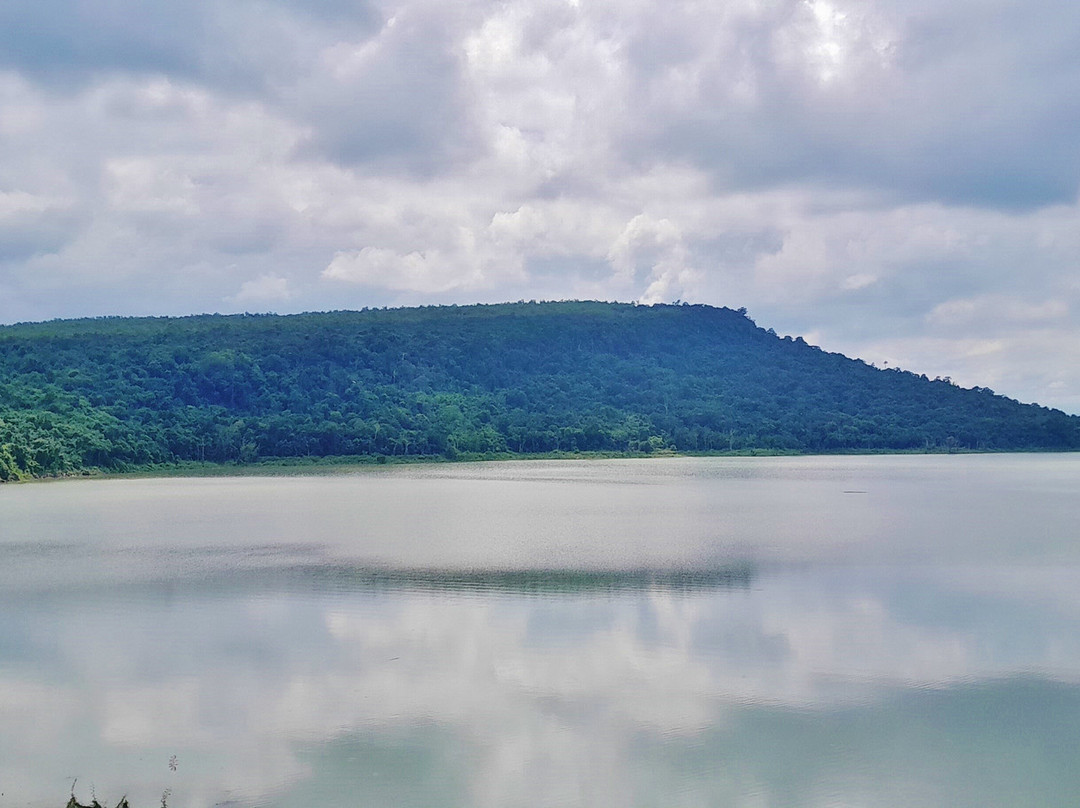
[4,561,1080,807]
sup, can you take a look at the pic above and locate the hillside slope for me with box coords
[1,301,1077,479]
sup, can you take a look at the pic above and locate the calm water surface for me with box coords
[2,455,1079,807]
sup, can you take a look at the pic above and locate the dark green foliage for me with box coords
[0,301,1077,478]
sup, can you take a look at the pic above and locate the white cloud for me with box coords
[840,272,877,291]
[324,246,482,293]
[0,189,55,217]
[927,295,1069,328]
[233,273,293,303]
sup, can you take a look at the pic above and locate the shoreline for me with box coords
[5,446,1076,485]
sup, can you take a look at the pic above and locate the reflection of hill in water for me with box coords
[0,539,758,598]
[304,561,758,594]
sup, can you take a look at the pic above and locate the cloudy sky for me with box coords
[1,0,1078,411]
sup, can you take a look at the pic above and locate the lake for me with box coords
[2,454,1079,807]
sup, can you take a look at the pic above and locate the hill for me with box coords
[1,301,1077,479]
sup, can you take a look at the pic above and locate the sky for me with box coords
[0,0,1079,412]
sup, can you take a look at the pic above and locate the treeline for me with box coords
[1,301,1078,479]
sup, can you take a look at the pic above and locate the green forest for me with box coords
[1,301,1077,480]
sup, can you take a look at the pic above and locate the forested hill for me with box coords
[1,301,1078,479]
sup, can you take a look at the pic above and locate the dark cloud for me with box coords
[0,0,382,93]
[0,0,477,175]
[0,204,82,261]
[622,0,1080,210]
[0,1,210,79]
[289,8,483,174]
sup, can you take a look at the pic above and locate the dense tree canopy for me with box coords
[1,301,1077,479]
